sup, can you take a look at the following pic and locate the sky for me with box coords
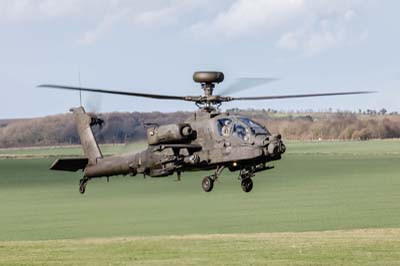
[0,0,399,118]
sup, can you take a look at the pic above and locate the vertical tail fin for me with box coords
[70,107,103,165]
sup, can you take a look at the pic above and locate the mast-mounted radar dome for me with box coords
[193,71,224,84]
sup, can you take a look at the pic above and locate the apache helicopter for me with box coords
[39,71,373,194]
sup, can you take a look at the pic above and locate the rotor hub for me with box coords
[192,71,225,111]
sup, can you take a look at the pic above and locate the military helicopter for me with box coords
[39,71,373,194]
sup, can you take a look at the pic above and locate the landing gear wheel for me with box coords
[79,178,87,194]
[241,178,253,193]
[202,176,214,192]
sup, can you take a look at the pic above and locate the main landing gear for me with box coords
[201,166,255,193]
[239,168,254,193]
[241,178,253,193]
[201,166,225,192]
[201,176,214,192]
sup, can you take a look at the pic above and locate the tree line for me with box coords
[0,110,399,148]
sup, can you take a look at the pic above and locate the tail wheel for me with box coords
[79,178,87,194]
[241,178,253,193]
[79,185,86,194]
[202,176,214,192]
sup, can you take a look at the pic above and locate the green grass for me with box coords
[1,140,400,265]
[0,141,400,241]
[1,229,400,266]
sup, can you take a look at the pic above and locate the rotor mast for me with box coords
[201,82,214,97]
[193,71,225,112]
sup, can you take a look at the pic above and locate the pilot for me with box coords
[222,120,232,137]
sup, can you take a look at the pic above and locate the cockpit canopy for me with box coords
[237,117,269,135]
[216,116,270,141]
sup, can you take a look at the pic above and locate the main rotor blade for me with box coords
[38,84,187,101]
[219,77,279,95]
[231,91,376,101]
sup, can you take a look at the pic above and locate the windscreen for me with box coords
[238,117,269,135]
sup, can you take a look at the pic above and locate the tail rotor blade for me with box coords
[85,92,103,113]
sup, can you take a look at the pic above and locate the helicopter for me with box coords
[39,71,373,194]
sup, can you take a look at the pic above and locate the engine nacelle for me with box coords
[147,123,195,145]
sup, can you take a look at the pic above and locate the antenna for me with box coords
[78,68,82,107]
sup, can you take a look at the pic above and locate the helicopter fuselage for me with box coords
[82,110,286,181]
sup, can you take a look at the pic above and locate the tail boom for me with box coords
[70,107,103,165]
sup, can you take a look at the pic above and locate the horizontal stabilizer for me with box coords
[50,158,88,172]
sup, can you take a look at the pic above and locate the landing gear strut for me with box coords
[176,171,181,182]
[201,165,225,192]
[239,168,254,193]
[79,177,89,194]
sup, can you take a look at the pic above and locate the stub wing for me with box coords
[50,158,88,172]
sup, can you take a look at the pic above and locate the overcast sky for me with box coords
[0,0,399,118]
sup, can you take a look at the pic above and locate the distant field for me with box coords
[0,140,399,265]
[0,142,147,158]
[288,139,400,155]
[1,139,399,158]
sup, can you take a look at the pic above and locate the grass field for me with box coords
[0,140,400,265]
[2,229,400,266]
[0,142,147,158]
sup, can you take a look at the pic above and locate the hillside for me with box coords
[0,109,399,148]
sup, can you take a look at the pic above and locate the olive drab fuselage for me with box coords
[80,108,286,181]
